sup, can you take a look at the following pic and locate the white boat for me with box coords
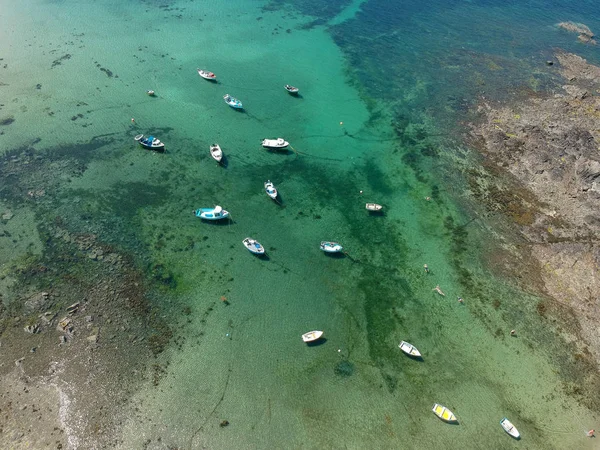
[262,138,289,149]
[284,84,299,94]
[320,241,343,253]
[210,144,223,163]
[264,180,278,200]
[197,69,217,81]
[500,418,520,439]
[302,330,323,342]
[224,94,243,109]
[398,341,422,357]
[366,203,383,211]
[432,404,458,423]
[194,205,229,221]
[146,90,155,96]
[134,134,165,151]
[242,238,265,255]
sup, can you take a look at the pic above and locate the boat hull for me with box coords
[134,134,165,152]
[320,241,343,253]
[500,418,520,439]
[197,69,216,81]
[366,203,383,211]
[210,144,223,162]
[243,238,265,254]
[302,330,323,342]
[285,85,299,94]
[264,181,278,200]
[195,207,229,221]
[224,94,243,109]
[262,138,289,149]
[432,404,458,423]
[399,341,422,357]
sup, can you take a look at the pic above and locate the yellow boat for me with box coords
[432,403,458,423]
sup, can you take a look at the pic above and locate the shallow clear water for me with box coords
[0,0,599,448]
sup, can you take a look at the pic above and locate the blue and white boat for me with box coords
[223,94,243,109]
[194,205,230,221]
[320,241,343,253]
[242,238,265,255]
[264,180,278,200]
[134,134,165,151]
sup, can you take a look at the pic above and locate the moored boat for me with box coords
[366,203,383,211]
[146,90,156,96]
[261,138,289,149]
[398,341,422,358]
[194,205,229,221]
[500,418,520,439]
[284,84,299,94]
[432,404,458,423]
[242,238,265,255]
[197,69,217,81]
[134,134,165,151]
[320,241,343,253]
[302,330,323,343]
[210,144,223,163]
[264,180,278,200]
[224,94,243,109]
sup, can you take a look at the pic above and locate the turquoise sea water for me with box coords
[1,0,600,448]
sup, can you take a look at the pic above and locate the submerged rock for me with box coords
[24,324,40,334]
[334,360,354,377]
[557,21,596,45]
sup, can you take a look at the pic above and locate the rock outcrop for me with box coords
[557,21,596,45]
[469,50,600,364]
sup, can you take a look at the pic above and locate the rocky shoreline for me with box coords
[0,210,177,448]
[467,50,600,379]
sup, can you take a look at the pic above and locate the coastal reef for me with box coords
[469,51,600,393]
[557,21,596,45]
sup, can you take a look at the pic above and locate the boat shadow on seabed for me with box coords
[306,337,327,347]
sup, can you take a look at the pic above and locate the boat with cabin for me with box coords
[262,138,289,149]
[134,134,165,151]
[194,205,229,221]
[224,94,243,109]
[242,238,265,255]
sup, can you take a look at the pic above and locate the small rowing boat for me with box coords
[264,180,278,200]
[500,418,520,439]
[398,341,422,358]
[320,241,343,253]
[197,69,217,81]
[242,238,265,255]
[146,90,156,96]
[209,144,223,163]
[366,203,383,211]
[432,404,458,423]
[302,330,323,342]
[284,84,299,94]
[224,94,243,109]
